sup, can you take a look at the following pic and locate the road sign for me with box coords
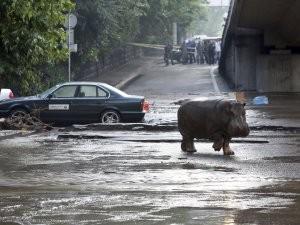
[64,13,77,29]
[69,44,78,53]
[65,13,77,82]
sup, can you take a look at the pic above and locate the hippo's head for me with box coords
[225,102,250,137]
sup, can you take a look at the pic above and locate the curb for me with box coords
[59,123,300,133]
[115,68,143,90]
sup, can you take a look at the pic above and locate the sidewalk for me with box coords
[85,57,147,89]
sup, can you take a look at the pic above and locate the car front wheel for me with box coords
[10,108,28,119]
[100,110,120,124]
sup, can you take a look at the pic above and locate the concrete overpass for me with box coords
[219,0,300,92]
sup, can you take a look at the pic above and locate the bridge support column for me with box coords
[172,22,177,45]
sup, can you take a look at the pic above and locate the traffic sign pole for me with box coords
[68,12,71,82]
[65,13,77,82]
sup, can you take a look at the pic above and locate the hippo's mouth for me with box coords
[227,126,250,137]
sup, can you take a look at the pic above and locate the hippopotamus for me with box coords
[177,99,250,155]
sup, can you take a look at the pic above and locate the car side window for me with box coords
[79,86,97,98]
[97,87,108,98]
[52,85,77,98]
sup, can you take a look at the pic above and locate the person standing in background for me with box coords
[180,42,188,65]
[208,41,216,65]
[215,40,221,64]
[196,40,205,64]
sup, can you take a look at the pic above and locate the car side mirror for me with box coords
[47,94,53,99]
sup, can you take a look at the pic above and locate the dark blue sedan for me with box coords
[0,82,149,124]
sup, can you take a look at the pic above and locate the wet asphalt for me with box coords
[0,59,299,225]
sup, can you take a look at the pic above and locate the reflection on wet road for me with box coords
[1,62,299,224]
[0,130,299,224]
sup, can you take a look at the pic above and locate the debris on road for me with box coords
[59,123,178,132]
[0,114,52,131]
[57,132,269,144]
[173,98,191,105]
[253,95,269,105]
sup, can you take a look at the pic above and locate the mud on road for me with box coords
[0,128,299,225]
[0,60,299,224]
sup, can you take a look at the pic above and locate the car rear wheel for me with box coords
[10,108,28,119]
[100,110,120,124]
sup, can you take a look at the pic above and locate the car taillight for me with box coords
[142,100,150,113]
[9,91,14,98]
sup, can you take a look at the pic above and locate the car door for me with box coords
[40,85,78,122]
[70,85,109,122]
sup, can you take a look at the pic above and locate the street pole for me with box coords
[68,12,71,82]
[65,13,77,82]
[172,22,177,46]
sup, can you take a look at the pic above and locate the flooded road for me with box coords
[0,129,299,225]
[0,61,299,224]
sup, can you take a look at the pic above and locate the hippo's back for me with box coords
[178,99,222,138]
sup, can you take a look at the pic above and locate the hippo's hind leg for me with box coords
[181,137,187,152]
[181,135,197,153]
[212,134,224,152]
[222,138,234,155]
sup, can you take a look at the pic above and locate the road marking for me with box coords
[210,66,221,94]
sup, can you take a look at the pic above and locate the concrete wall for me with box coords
[142,47,163,57]
[223,40,235,86]
[220,0,300,93]
[75,45,143,80]
[222,35,300,92]
[221,36,259,91]
[235,36,259,91]
[257,55,300,92]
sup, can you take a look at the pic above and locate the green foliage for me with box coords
[0,0,207,94]
[191,6,228,37]
[73,0,207,66]
[74,0,149,64]
[40,63,68,92]
[0,0,74,95]
[138,0,207,44]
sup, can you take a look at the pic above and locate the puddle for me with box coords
[263,156,300,163]
[0,130,299,224]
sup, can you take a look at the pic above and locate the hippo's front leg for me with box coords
[212,134,224,151]
[181,135,197,153]
[222,138,234,155]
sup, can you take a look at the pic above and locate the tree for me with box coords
[74,0,148,63]
[138,0,207,44]
[0,0,74,95]
[190,5,228,37]
[0,0,207,93]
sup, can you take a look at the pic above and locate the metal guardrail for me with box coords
[128,42,181,50]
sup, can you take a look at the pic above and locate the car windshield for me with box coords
[101,83,129,97]
[38,84,60,98]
